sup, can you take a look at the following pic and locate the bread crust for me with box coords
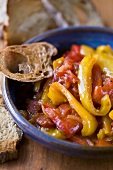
[3,0,103,45]
[0,42,57,82]
[0,150,18,164]
[0,102,23,163]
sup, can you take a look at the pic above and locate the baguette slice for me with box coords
[2,0,103,45]
[0,42,57,82]
[0,101,23,163]
[4,0,57,45]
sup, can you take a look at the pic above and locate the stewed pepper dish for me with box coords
[16,44,113,146]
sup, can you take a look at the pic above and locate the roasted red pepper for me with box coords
[64,45,83,62]
[43,104,82,138]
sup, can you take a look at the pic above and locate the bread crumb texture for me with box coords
[0,105,22,163]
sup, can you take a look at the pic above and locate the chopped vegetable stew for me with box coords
[15,44,113,146]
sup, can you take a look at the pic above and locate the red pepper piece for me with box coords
[43,104,82,138]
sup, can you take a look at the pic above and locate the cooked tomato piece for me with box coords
[71,136,88,146]
[65,51,83,62]
[72,62,79,76]
[69,82,80,101]
[53,59,78,88]
[95,139,112,146]
[71,45,81,53]
[64,45,83,62]
[56,59,73,73]
[27,100,41,118]
[35,114,55,128]
[92,86,103,105]
[111,121,113,127]
[92,64,102,91]
[58,104,71,117]
[93,78,113,105]
[43,104,83,138]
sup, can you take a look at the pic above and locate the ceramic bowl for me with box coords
[2,26,113,159]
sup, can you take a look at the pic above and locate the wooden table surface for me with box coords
[1,0,113,170]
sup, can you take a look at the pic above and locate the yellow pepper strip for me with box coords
[78,54,111,116]
[47,83,67,105]
[97,129,105,139]
[41,79,54,116]
[67,115,82,123]
[41,79,54,106]
[53,57,64,70]
[34,81,41,92]
[102,114,112,135]
[41,127,66,140]
[96,45,113,55]
[97,114,112,139]
[48,82,98,136]
[94,52,113,77]
[109,110,113,120]
[80,45,95,55]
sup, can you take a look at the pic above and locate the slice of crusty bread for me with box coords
[1,0,103,45]
[0,39,7,50]
[4,0,57,45]
[0,101,23,163]
[0,42,57,82]
[0,39,23,163]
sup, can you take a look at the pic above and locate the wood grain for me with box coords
[1,0,113,169]
[92,0,113,28]
[0,135,113,170]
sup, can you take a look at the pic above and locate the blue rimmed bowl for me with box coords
[2,26,113,159]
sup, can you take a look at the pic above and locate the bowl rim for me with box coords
[25,25,113,44]
[2,26,113,157]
